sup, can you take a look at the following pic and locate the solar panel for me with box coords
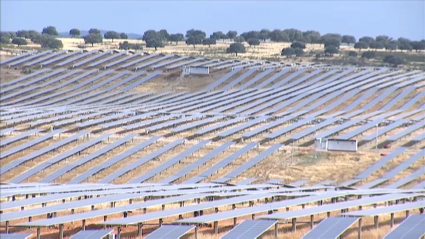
[122,70,162,92]
[68,136,161,184]
[385,166,425,189]
[70,50,113,68]
[204,67,243,91]
[302,217,359,239]
[40,50,83,67]
[216,144,282,183]
[194,117,246,135]
[86,51,127,67]
[8,50,54,67]
[221,68,258,91]
[166,57,205,70]
[70,229,114,239]
[183,142,258,184]
[1,51,36,65]
[98,193,291,226]
[39,134,137,183]
[191,59,218,67]
[24,50,68,67]
[104,52,143,68]
[0,233,33,239]
[145,225,195,239]
[175,193,344,224]
[152,56,190,70]
[254,68,290,89]
[129,140,210,183]
[382,150,424,179]
[0,129,41,147]
[160,141,235,184]
[217,117,268,138]
[342,200,425,217]
[99,139,185,183]
[221,219,277,239]
[259,193,422,221]
[1,129,64,159]
[343,88,377,111]
[56,50,98,66]
[361,87,398,111]
[399,91,425,111]
[134,54,175,70]
[265,117,314,139]
[0,127,15,135]
[384,214,425,239]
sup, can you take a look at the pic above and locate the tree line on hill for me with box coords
[1,26,423,66]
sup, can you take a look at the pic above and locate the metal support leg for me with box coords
[37,227,41,239]
[390,213,394,228]
[292,218,296,232]
[274,223,278,238]
[137,223,143,238]
[358,218,362,239]
[310,215,314,229]
[214,221,218,234]
[59,224,64,239]
[82,219,86,230]
[374,215,379,229]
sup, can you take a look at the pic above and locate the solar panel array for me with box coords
[221,219,278,239]
[302,217,359,239]
[1,51,425,239]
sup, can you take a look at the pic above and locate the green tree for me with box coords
[323,38,341,48]
[142,30,158,41]
[104,31,120,42]
[28,30,41,40]
[12,38,27,47]
[211,31,226,41]
[158,29,169,41]
[411,41,425,52]
[385,40,399,51]
[283,28,304,42]
[185,29,206,39]
[119,41,142,50]
[269,29,289,42]
[369,41,384,51]
[241,31,260,41]
[89,28,101,35]
[375,35,390,45]
[120,33,128,39]
[16,30,29,38]
[83,33,103,46]
[1,36,11,44]
[303,30,321,44]
[259,29,270,41]
[291,41,306,49]
[321,33,342,47]
[146,37,164,50]
[348,51,358,57]
[247,38,261,47]
[324,45,339,56]
[168,33,184,44]
[354,42,369,51]
[226,43,246,56]
[361,51,375,59]
[233,36,245,43]
[202,38,216,47]
[226,30,238,40]
[398,38,413,51]
[185,29,206,48]
[359,36,374,44]
[41,37,63,49]
[42,26,58,36]
[342,35,356,45]
[281,47,295,57]
[69,28,81,38]
[383,55,405,67]
[294,48,304,57]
